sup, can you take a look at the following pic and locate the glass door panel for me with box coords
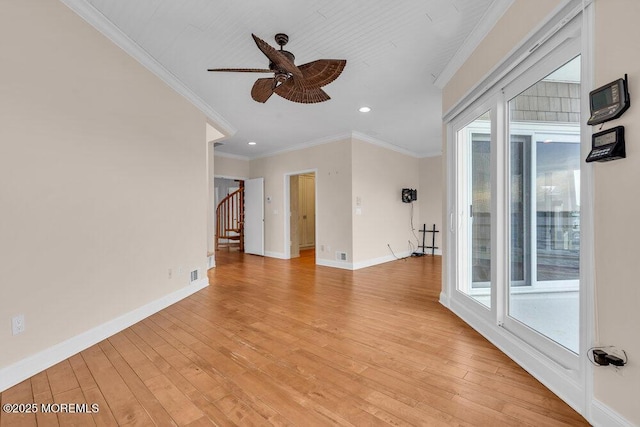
[457,111,491,308]
[507,56,580,353]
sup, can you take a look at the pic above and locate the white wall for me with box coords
[249,139,353,264]
[0,0,207,377]
[351,138,420,265]
[418,156,443,254]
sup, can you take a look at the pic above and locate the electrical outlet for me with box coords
[12,314,25,335]
[168,268,173,279]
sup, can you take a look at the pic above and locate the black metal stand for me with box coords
[418,223,439,256]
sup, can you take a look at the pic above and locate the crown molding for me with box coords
[434,0,515,89]
[351,131,421,158]
[59,0,237,137]
[251,133,353,160]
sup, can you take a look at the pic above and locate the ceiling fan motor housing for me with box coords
[274,33,289,47]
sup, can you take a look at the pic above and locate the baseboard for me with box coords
[316,258,353,270]
[264,251,287,259]
[0,278,209,393]
[352,251,412,270]
[439,290,450,307]
[590,399,635,427]
[315,250,436,271]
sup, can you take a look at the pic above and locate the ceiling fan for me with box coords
[207,33,346,104]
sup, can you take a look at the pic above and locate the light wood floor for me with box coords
[0,250,588,426]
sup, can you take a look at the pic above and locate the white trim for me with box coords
[435,0,515,88]
[253,133,352,160]
[580,3,596,422]
[251,131,433,161]
[0,278,209,393]
[352,251,412,270]
[590,400,635,427]
[420,248,443,256]
[58,0,236,138]
[316,251,440,271]
[264,251,287,259]
[351,132,423,158]
[316,258,353,270]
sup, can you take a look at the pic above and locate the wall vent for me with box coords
[190,269,199,283]
[336,251,347,261]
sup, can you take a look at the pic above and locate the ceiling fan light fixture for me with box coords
[359,106,371,113]
[208,34,346,104]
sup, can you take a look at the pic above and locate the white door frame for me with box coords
[284,169,318,261]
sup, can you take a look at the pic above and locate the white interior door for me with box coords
[244,177,264,256]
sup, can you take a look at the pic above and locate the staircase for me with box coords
[215,187,244,251]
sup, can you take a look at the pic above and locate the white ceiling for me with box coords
[78,0,508,159]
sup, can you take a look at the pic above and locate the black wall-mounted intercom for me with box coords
[586,75,630,163]
[586,126,626,163]
[402,188,417,203]
[587,75,630,126]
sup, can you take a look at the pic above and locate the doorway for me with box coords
[286,171,316,260]
[213,177,243,253]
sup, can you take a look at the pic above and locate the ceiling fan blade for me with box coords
[274,79,330,104]
[251,78,275,103]
[251,34,303,78]
[297,59,347,89]
[207,68,273,73]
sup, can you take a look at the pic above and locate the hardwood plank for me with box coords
[0,250,588,426]
[53,388,96,427]
[98,340,179,426]
[46,361,79,397]
[79,345,153,426]
[30,372,59,427]
[67,354,118,427]
[0,380,37,427]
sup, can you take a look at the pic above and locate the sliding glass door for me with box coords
[452,51,582,367]
[505,56,581,356]
[457,112,492,308]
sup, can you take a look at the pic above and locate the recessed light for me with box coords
[248,141,257,145]
[358,106,371,113]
